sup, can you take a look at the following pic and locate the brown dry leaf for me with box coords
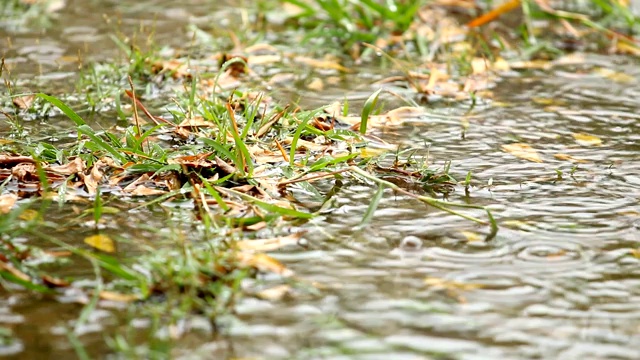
[554,153,590,163]
[177,117,215,128]
[128,185,166,196]
[236,233,303,252]
[471,58,490,75]
[236,252,293,277]
[219,54,249,77]
[337,106,425,128]
[256,284,291,301]
[11,162,36,181]
[294,56,353,73]
[307,78,324,91]
[245,222,267,231]
[84,161,105,195]
[47,157,86,175]
[0,194,17,214]
[501,143,543,163]
[573,133,602,146]
[0,261,31,282]
[123,173,151,192]
[41,275,70,288]
[281,138,326,152]
[84,234,116,253]
[99,291,140,302]
[167,152,215,168]
[386,107,427,122]
[247,54,282,65]
[151,59,190,79]
[12,94,35,110]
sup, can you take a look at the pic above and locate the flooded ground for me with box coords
[2,1,640,359]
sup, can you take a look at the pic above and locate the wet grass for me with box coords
[1,0,639,356]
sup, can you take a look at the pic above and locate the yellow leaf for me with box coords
[501,143,543,163]
[460,230,481,242]
[256,284,291,301]
[573,133,602,146]
[554,153,589,163]
[294,56,353,73]
[593,68,635,83]
[18,209,39,221]
[99,291,140,302]
[424,277,483,291]
[236,253,293,277]
[84,234,116,253]
[359,147,387,158]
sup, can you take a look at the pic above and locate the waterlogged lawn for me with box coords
[1,0,639,358]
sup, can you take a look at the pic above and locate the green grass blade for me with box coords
[359,185,384,228]
[219,187,313,219]
[36,93,87,126]
[360,88,382,134]
[77,125,127,164]
[289,113,316,167]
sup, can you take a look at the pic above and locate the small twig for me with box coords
[274,139,289,163]
[127,75,146,153]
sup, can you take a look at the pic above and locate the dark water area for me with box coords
[1,1,640,359]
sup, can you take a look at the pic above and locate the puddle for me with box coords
[1,1,640,359]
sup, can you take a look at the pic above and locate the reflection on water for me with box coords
[2,1,640,359]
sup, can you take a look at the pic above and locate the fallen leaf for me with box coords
[167,152,215,168]
[593,67,635,83]
[0,261,31,282]
[236,233,303,252]
[47,157,86,175]
[236,252,293,277]
[460,230,481,242]
[0,194,17,214]
[177,117,215,128]
[554,153,589,163]
[307,78,324,91]
[501,143,543,163]
[573,133,602,146]
[99,291,140,302]
[84,234,116,253]
[294,56,353,73]
[84,161,105,195]
[128,185,166,196]
[256,284,291,301]
[41,275,70,288]
[12,94,35,110]
[18,209,39,221]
